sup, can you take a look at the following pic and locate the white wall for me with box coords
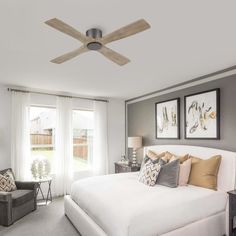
[0,87,126,175]
[0,85,11,170]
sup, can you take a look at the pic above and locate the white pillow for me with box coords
[178,159,192,186]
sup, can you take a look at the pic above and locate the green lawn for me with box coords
[31,150,90,172]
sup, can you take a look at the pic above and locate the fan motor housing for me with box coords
[86,28,102,38]
[86,28,103,50]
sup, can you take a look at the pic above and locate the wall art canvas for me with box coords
[184,89,220,139]
[155,98,180,139]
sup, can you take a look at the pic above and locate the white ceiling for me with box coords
[1,0,236,99]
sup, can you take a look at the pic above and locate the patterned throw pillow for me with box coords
[138,160,161,186]
[0,170,17,192]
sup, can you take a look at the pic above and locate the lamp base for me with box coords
[131,150,138,167]
[131,162,138,167]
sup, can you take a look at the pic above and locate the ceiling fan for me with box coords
[45,18,150,66]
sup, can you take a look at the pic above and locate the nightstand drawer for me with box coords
[115,162,140,173]
[228,190,236,236]
[115,165,129,173]
[229,195,236,215]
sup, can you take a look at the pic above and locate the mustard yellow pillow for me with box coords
[165,151,189,164]
[146,150,166,160]
[161,152,172,162]
[141,150,166,169]
[188,155,222,190]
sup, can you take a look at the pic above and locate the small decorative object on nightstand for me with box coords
[228,190,236,236]
[115,162,141,174]
[128,136,142,167]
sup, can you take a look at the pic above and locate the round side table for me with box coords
[32,178,52,206]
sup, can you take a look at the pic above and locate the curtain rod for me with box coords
[7,88,109,103]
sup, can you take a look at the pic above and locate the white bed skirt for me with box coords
[64,195,226,236]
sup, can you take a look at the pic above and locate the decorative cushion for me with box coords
[166,152,189,163]
[169,155,178,162]
[142,155,159,166]
[178,159,192,186]
[157,159,180,188]
[0,169,17,192]
[161,152,173,162]
[188,155,222,190]
[147,150,166,160]
[138,160,161,186]
[5,170,17,190]
[0,170,17,192]
[141,150,166,168]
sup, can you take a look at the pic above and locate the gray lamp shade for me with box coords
[128,137,142,150]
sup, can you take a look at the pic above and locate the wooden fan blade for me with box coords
[102,19,150,44]
[50,45,88,64]
[45,18,88,43]
[98,46,130,66]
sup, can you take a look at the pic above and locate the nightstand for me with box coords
[228,190,236,236]
[114,162,141,173]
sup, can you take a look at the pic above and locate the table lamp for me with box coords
[128,136,142,166]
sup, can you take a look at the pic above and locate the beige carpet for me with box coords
[0,198,81,236]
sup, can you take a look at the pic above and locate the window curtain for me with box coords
[92,101,108,175]
[54,96,73,196]
[11,91,31,181]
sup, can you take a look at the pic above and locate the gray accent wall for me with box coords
[127,76,236,161]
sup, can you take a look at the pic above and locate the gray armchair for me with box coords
[0,168,38,226]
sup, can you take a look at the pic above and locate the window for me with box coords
[73,110,94,172]
[30,106,94,172]
[30,106,56,165]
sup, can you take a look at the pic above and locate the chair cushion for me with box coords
[11,190,34,207]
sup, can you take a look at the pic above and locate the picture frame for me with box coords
[184,88,220,139]
[155,98,180,139]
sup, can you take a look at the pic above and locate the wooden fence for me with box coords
[31,134,89,159]
[31,134,52,145]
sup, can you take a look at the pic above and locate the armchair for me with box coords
[0,168,38,226]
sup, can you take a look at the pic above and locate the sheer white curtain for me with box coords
[92,101,108,175]
[11,91,31,181]
[54,96,73,196]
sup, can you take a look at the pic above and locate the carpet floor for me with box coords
[0,198,81,236]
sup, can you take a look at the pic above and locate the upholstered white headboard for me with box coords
[143,145,236,192]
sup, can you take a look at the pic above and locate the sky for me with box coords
[30,107,94,129]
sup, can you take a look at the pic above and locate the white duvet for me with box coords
[71,172,227,236]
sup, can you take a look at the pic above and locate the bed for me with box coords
[64,145,236,236]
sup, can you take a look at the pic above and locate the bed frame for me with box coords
[65,145,236,236]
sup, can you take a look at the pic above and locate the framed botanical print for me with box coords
[184,88,220,139]
[155,98,180,139]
